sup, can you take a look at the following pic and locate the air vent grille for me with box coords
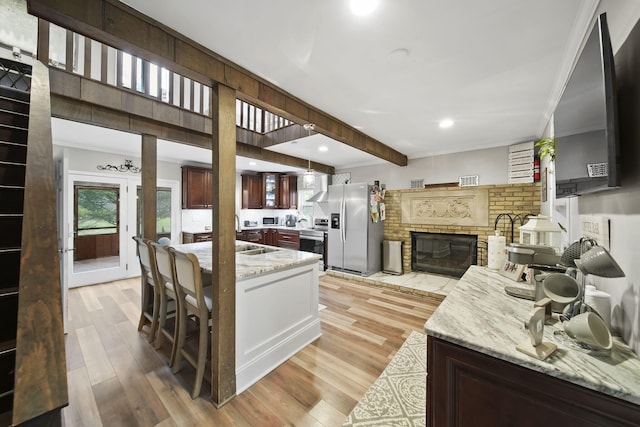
[587,162,608,178]
[410,179,424,189]
[459,175,479,187]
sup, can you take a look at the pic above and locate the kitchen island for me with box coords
[172,241,322,393]
[425,265,640,426]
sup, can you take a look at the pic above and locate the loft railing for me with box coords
[45,23,293,134]
[47,22,211,116]
[235,98,293,133]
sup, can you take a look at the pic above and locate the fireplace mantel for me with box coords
[401,188,489,227]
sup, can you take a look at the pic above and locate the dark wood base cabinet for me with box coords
[427,336,640,427]
[182,232,212,243]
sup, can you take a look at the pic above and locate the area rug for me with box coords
[343,331,426,427]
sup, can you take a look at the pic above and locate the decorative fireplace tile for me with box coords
[400,188,489,226]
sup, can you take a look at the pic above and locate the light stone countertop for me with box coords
[171,241,321,280]
[425,265,640,405]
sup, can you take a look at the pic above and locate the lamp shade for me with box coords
[519,215,562,253]
[574,246,625,278]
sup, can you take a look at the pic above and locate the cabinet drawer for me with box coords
[194,233,212,242]
[278,241,300,250]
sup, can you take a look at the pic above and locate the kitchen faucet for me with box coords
[235,214,240,232]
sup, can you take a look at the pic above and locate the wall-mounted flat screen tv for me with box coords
[554,13,620,198]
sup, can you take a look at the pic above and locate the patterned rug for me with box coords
[343,331,426,427]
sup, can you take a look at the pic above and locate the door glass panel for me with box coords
[73,184,119,273]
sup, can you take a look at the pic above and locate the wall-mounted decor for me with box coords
[401,188,489,227]
[97,159,141,173]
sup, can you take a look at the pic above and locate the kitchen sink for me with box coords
[235,244,279,255]
[239,247,280,255]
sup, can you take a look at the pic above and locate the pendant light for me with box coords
[302,123,315,189]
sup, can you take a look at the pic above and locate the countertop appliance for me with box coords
[285,214,297,227]
[262,217,278,225]
[328,183,383,276]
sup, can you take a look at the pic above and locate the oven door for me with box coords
[300,235,324,255]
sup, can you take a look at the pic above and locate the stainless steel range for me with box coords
[299,218,328,270]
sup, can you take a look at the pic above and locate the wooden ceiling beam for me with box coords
[49,94,334,175]
[28,0,408,167]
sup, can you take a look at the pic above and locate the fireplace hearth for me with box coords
[411,232,477,278]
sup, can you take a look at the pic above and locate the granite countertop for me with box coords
[425,265,640,405]
[171,241,321,280]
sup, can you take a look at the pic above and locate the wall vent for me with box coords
[410,179,424,189]
[459,175,479,187]
[587,162,608,178]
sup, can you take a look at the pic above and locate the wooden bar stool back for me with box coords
[168,248,212,399]
[132,236,159,343]
[149,241,180,367]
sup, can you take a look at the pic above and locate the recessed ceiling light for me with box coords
[350,0,379,16]
[249,161,257,166]
[439,118,455,129]
[318,145,328,152]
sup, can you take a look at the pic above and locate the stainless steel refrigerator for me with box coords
[328,183,383,276]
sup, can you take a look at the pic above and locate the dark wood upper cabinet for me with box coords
[279,175,298,209]
[261,173,279,209]
[242,173,297,210]
[182,166,213,209]
[241,174,262,209]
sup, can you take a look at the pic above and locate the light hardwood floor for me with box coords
[61,273,441,426]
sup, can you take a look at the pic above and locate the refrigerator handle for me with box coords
[341,198,346,243]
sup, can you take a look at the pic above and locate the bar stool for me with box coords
[168,247,212,399]
[149,241,180,367]
[132,236,159,343]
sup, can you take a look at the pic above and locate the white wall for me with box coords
[337,145,509,190]
[61,145,181,182]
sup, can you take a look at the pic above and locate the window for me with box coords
[75,186,119,236]
[299,188,314,219]
[136,187,172,240]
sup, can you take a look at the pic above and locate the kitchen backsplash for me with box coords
[182,208,306,231]
[238,208,299,226]
[182,209,212,231]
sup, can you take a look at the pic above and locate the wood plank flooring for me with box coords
[61,273,441,426]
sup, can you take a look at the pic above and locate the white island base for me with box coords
[235,261,321,393]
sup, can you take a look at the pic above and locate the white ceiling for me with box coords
[54,0,603,171]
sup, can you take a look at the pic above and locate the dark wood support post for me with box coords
[210,82,236,406]
[36,19,49,63]
[14,60,68,426]
[141,134,157,241]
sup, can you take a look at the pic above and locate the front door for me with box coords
[67,174,129,287]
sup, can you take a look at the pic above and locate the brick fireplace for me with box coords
[383,183,541,276]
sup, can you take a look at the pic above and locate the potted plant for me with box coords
[535,137,555,162]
